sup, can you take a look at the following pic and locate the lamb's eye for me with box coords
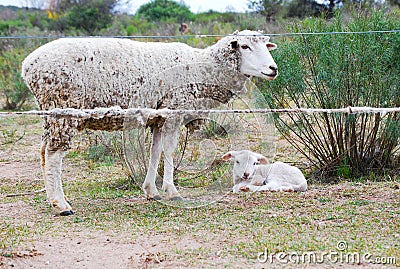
[236,161,240,164]
[241,45,250,50]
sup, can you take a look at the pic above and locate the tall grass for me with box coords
[260,10,400,180]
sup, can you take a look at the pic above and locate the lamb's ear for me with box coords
[257,156,269,165]
[230,38,239,51]
[222,151,236,161]
[267,42,277,51]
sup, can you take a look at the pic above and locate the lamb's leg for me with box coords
[233,181,252,193]
[143,127,162,200]
[275,183,295,192]
[260,180,295,192]
[44,146,73,216]
[161,122,182,200]
[242,184,263,192]
[250,175,265,186]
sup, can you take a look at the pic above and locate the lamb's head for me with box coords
[222,150,269,183]
[232,30,278,80]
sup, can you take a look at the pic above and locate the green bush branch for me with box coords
[260,10,400,180]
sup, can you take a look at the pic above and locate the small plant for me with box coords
[0,48,31,110]
[0,129,25,145]
[199,119,229,139]
[260,10,400,180]
[86,145,114,165]
[84,132,123,167]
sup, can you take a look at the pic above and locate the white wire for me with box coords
[1,106,399,119]
[1,30,399,40]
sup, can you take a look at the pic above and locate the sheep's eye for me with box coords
[236,161,240,164]
[241,45,250,50]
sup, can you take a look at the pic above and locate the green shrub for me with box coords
[260,10,400,180]
[0,20,27,35]
[86,145,115,166]
[83,132,123,167]
[194,11,236,24]
[0,48,32,110]
[126,17,155,36]
[136,0,194,22]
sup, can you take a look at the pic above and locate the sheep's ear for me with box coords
[258,156,269,165]
[233,30,239,35]
[222,151,235,161]
[230,39,239,51]
[267,42,277,51]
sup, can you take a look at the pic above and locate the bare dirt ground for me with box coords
[1,227,224,268]
[1,116,399,268]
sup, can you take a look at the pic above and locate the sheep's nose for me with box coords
[269,65,278,72]
[243,172,250,179]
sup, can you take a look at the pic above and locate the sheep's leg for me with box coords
[274,183,295,192]
[250,175,265,186]
[260,180,296,192]
[232,182,244,193]
[233,181,251,193]
[161,122,182,200]
[43,146,73,216]
[41,119,74,216]
[242,184,262,192]
[143,128,162,200]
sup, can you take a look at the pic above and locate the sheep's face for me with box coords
[233,30,278,81]
[222,150,269,183]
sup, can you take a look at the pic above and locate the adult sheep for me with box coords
[22,30,278,216]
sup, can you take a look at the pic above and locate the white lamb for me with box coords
[222,150,307,193]
[21,30,278,215]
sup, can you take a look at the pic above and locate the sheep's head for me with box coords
[222,150,268,183]
[231,30,278,81]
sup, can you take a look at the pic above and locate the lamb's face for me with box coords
[222,150,269,183]
[233,30,278,81]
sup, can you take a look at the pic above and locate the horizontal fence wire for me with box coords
[1,106,399,119]
[0,30,399,40]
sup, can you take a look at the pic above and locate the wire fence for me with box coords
[1,106,400,119]
[0,30,399,40]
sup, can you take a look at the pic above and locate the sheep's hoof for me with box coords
[60,210,74,216]
[239,186,250,192]
[148,195,162,201]
[169,196,183,201]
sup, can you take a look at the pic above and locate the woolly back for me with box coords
[22,38,249,110]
